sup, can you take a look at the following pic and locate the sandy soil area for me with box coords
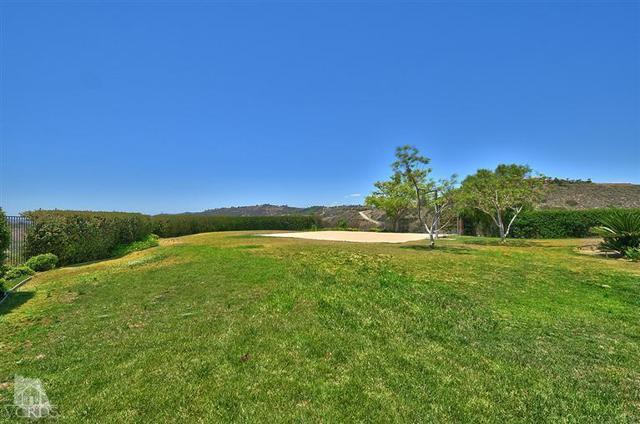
[260,231,434,244]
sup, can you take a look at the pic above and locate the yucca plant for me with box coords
[591,210,640,257]
[624,247,640,262]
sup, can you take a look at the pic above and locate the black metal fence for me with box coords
[5,216,31,265]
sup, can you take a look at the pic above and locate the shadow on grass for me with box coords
[0,291,35,315]
[572,248,625,262]
[227,234,263,239]
[400,245,474,255]
[64,259,110,268]
[458,238,535,247]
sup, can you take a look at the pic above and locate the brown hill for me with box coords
[194,181,640,230]
[540,181,640,209]
[196,204,378,229]
[197,204,322,217]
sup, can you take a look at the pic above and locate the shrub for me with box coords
[624,247,640,261]
[337,219,349,230]
[591,210,640,255]
[0,208,10,264]
[461,208,640,239]
[0,278,5,294]
[506,208,640,239]
[459,208,496,236]
[151,215,319,238]
[4,265,35,281]
[24,210,152,265]
[25,253,59,272]
[112,234,159,257]
[509,209,596,238]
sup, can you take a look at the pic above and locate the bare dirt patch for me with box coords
[576,243,620,258]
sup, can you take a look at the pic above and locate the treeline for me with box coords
[462,208,640,239]
[24,210,318,265]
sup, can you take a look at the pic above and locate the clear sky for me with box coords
[1,1,638,215]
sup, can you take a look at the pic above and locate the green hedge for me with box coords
[0,208,10,264]
[460,208,640,239]
[23,211,319,265]
[24,210,152,265]
[510,208,640,239]
[151,214,319,238]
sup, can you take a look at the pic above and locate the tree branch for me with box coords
[504,205,524,238]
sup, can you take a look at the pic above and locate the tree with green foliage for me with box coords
[0,208,10,264]
[391,146,457,247]
[365,173,415,232]
[457,164,546,242]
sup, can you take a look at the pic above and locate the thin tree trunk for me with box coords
[496,210,506,243]
[504,206,523,239]
[433,206,439,240]
[408,175,433,247]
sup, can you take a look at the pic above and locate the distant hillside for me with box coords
[196,204,378,229]
[540,180,640,209]
[197,204,322,217]
[193,181,639,231]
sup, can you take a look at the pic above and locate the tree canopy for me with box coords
[365,173,414,232]
[391,145,457,247]
[457,164,546,241]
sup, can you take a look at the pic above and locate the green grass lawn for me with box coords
[1,232,639,422]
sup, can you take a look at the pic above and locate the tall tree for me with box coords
[392,146,457,247]
[457,164,546,242]
[365,173,414,232]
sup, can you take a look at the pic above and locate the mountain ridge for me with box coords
[193,181,640,218]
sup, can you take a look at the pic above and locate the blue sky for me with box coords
[1,1,638,215]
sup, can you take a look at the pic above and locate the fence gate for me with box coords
[5,216,31,265]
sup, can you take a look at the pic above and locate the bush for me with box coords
[22,210,319,265]
[459,208,496,236]
[4,265,35,281]
[460,208,640,239]
[0,208,10,264]
[112,234,159,257]
[151,215,319,238]
[0,264,9,278]
[25,253,59,272]
[624,247,640,261]
[507,208,640,239]
[592,210,640,255]
[24,210,152,265]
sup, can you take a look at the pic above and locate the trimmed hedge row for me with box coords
[22,210,319,265]
[461,208,640,239]
[24,210,152,265]
[151,214,319,238]
[510,208,640,239]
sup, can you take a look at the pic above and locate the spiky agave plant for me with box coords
[591,210,640,256]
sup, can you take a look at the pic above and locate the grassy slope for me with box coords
[1,232,639,422]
